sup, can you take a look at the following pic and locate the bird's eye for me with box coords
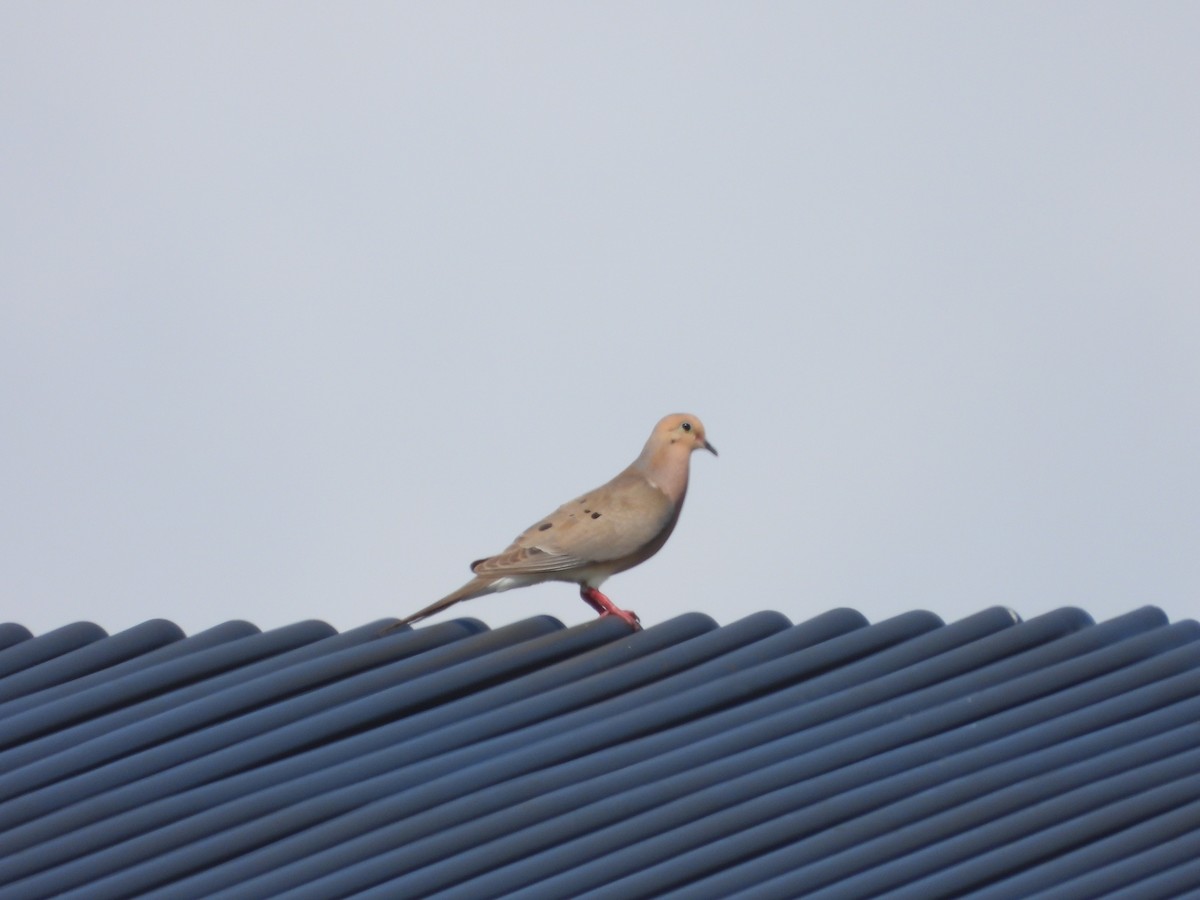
[681,422,692,432]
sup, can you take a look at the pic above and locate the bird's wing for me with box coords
[470,471,677,577]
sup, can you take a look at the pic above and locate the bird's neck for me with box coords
[632,444,691,503]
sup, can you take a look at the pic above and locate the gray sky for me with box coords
[2,4,1197,637]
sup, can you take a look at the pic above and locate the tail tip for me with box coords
[378,618,415,637]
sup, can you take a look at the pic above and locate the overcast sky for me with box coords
[2,4,1197,639]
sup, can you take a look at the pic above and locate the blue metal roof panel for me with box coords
[0,623,34,654]
[0,605,1196,899]
[0,621,107,680]
[0,620,257,723]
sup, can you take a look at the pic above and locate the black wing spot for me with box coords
[538,523,553,531]
[528,547,546,555]
[591,512,601,519]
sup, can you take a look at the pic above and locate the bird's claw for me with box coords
[580,586,642,631]
[601,606,642,630]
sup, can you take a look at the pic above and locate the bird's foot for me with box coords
[580,586,642,630]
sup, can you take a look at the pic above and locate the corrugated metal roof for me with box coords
[0,606,1198,899]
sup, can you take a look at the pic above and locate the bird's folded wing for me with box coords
[471,474,675,577]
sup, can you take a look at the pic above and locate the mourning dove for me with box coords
[384,413,716,633]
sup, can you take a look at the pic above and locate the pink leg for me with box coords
[580,586,641,630]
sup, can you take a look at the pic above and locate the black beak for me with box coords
[704,440,718,457]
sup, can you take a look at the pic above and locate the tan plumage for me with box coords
[383,413,716,633]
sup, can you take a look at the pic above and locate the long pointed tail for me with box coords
[379,577,497,635]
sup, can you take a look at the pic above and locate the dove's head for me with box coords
[634,413,716,501]
[649,413,718,458]
[629,414,715,501]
